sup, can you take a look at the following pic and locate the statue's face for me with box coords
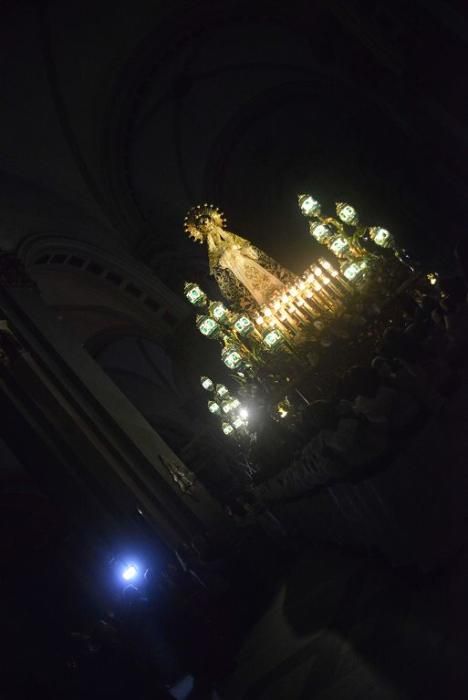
[185,205,226,242]
[195,213,217,235]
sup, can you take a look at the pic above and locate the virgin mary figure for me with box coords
[184,205,296,311]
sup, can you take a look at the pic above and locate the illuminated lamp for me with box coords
[329,235,350,258]
[200,376,214,391]
[369,226,393,248]
[184,282,207,307]
[234,315,254,336]
[309,221,332,244]
[209,300,229,322]
[298,194,321,217]
[196,315,221,338]
[336,202,358,225]
[208,400,221,415]
[222,398,240,414]
[215,384,229,399]
[263,329,284,350]
[122,564,138,581]
[341,258,368,282]
[221,345,244,370]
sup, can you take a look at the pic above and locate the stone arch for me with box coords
[17,235,188,345]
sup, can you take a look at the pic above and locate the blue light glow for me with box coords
[122,564,138,581]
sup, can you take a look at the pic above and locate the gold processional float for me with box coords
[182,195,436,438]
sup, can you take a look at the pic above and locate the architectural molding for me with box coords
[16,235,189,340]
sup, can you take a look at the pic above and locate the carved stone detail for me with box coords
[159,453,198,498]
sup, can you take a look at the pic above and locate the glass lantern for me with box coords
[234,314,254,336]
[209,300,229,322]
[196,315,221,338]
[341,258,368,282]
[263,329,284,350]
[232,416,244,430]
[184,282,207,307]
[222,398,240,414]
[222,422,234,436]
[200,376,214,391]
[221,345,244,370]
[298,194,321,217]
[336,202,358,226]
[369,226,393,248]
[208,400,221,415]
[329,235,350,258]
[309,221,332,244]
[215,384,229,399]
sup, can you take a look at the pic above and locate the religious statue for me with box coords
[184,196,434,446]
[184,204,296,311]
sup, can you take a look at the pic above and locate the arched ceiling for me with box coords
[1,0,467,290]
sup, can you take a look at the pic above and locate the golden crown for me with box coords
[184,203,227,243]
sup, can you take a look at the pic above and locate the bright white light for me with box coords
[301,196,320,215]
[310,223,330,242]
[373,227,390,246]
[330,237,349,255]
[239,407,249,420]
[122,564,138,581]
